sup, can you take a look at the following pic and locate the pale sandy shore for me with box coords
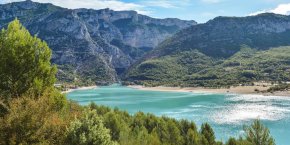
[129,85,290,97]
[62,86,97,94]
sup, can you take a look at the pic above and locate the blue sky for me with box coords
[2,0,290,23]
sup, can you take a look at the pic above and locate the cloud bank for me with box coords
[250,3,290,16]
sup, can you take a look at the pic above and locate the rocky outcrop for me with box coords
[0,0,196,84]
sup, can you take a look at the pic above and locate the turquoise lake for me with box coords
[67,85,290,145]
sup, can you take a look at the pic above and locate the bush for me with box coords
[65,109,117,145]
[0,94,69,144]
[267,83,290,93]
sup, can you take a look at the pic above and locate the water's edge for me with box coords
[68,86,290,145]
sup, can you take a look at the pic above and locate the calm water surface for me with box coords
[67,85,290,145]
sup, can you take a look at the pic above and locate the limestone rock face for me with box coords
[0,0,196,84]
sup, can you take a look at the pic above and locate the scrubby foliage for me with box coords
[0,94,70,145]
[66,109,117,145]
[267,83,290,93]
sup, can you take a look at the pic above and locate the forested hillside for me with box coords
[125,13,290,87]
[126,46,290,87]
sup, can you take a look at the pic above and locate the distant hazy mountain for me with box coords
[0,0,196,85]
[126,13,290,87]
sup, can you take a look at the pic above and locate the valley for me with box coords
[0,0,289,145]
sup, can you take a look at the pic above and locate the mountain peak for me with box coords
[8,0,39,10]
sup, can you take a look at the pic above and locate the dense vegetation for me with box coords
[125,46,290,87]
[0,20,276,145]
[267,83,290,93]
[0,98,276,145]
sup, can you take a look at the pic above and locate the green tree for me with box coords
[0,19,57,101]
[65,109,117,145]
[166,119,184,145]
[226,137,253,145]
[186,128,200,145]
[103,111,123,141]
[200,123,215,145]
[244,120,275,145]
[226,137,238,145]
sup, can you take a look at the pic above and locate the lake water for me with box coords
[67,85,290,145]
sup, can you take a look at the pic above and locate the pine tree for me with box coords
[0,19,57,101]
[200,123,215,145]
[226,137,238,145]
[244,120,275,145]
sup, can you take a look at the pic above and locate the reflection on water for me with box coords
[68,86,290,145]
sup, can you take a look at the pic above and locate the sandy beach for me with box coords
[62,86,97,94]
[61,84,290,97]
[129,85,290,97]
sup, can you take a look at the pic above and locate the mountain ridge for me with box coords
[0,0,196,85]
[125,13,290,87]
[144,12,290,59]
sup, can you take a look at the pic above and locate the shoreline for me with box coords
[129,85,290,97]
[60,84,290,97]
[61,86,97,94]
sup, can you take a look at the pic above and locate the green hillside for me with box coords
[125,46,290,87]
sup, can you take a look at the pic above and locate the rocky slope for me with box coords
[0,0,196,85]
[125,13,290,87]
[143,13,290,59]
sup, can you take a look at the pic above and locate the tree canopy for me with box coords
[0,19,57,101]
[66,109,117,145]
[244,120,275,145]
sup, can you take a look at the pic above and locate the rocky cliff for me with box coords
[0,0,196,85]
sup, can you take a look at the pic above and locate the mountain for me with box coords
[0,0,196,85]
[125,13,290,87]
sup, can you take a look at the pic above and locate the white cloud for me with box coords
[249,3,290,16]
[142,1,177,8]
[201,0,222,4]
[0,0,151,15]
[270,3,290,15]
[141,0,191,9]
